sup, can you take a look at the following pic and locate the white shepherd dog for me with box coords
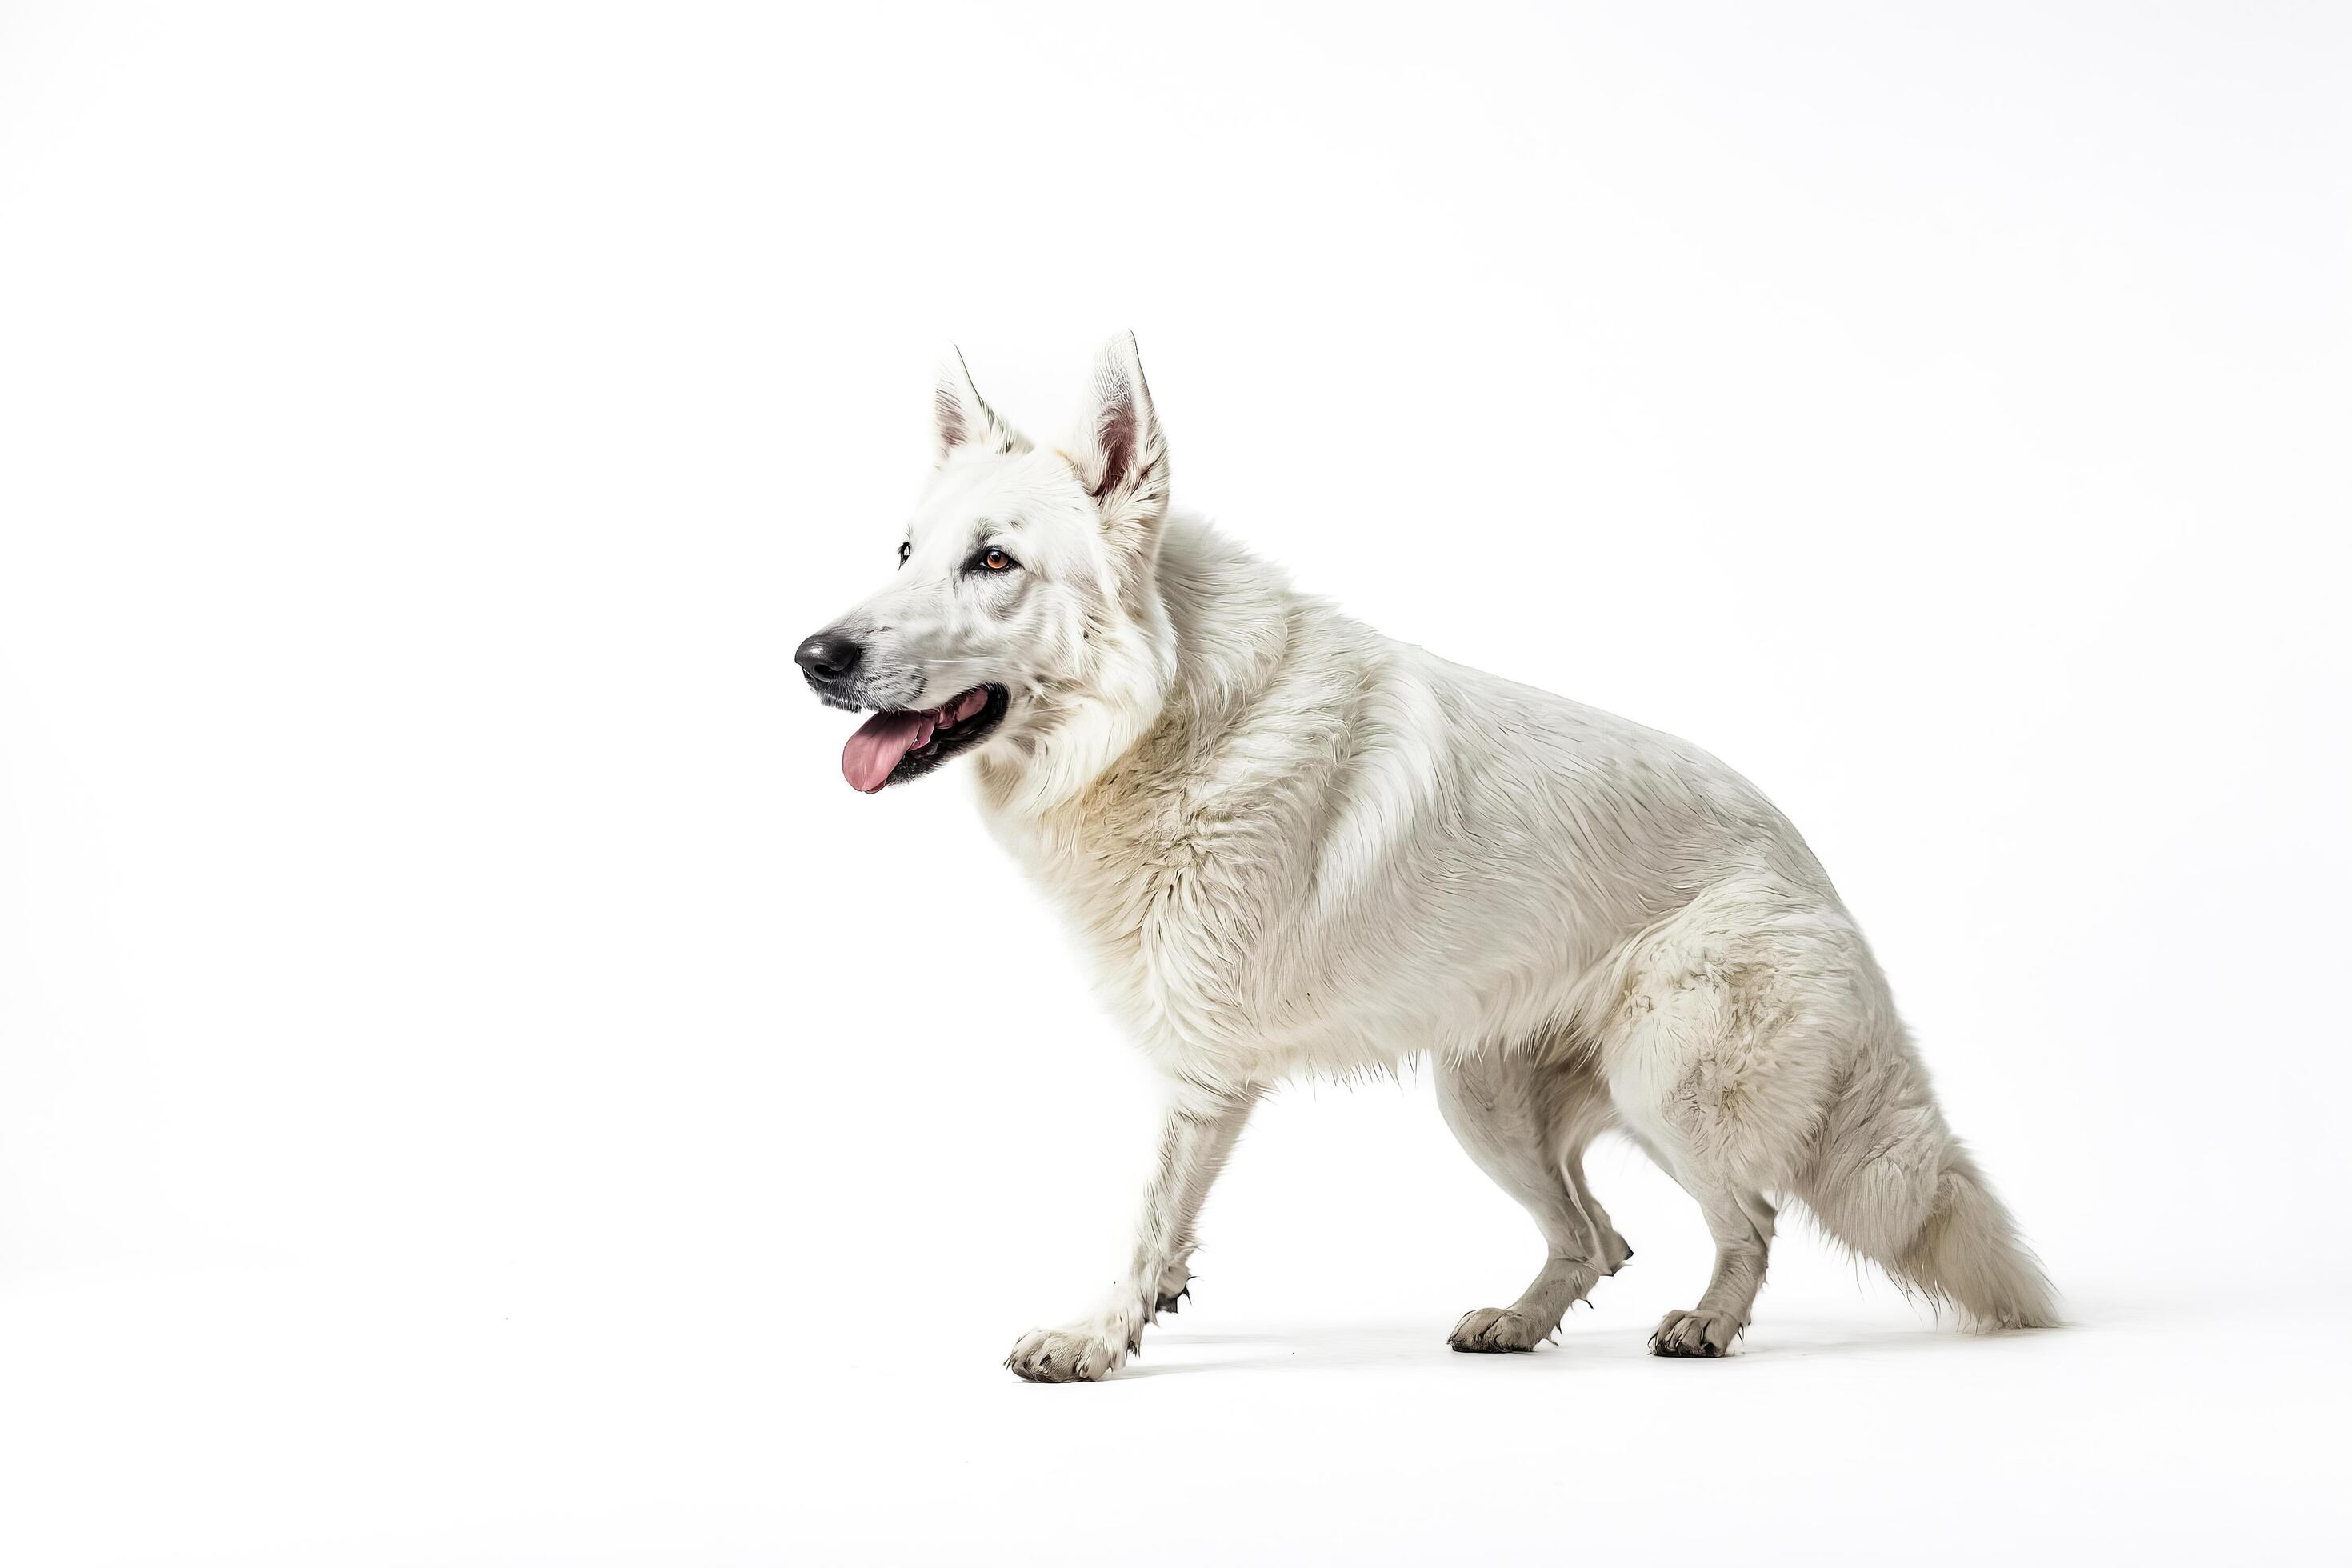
[798,334,2058,1382]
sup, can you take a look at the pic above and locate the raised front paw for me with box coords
[1006,1325,1127,1383]
[1449,1306,1546,1354]
[1648,1307,1742,1358]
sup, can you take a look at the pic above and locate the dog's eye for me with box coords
[981,547,1016,573]
[897,542,911,567]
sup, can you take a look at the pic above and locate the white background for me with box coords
[3,2,2347,1563]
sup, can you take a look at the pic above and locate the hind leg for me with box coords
[1604,934,1842,1358]
[1645,1183,1776,1357]
[1610,1095,1779,1358]
[1436,1050,1632,1354]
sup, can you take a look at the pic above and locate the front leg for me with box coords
[1006,1082,1258,1383]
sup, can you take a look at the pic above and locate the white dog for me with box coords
[798,335,2057,1382]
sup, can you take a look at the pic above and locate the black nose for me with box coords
[795,630,863,683]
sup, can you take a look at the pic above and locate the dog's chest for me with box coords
[1008,774,1302,1074]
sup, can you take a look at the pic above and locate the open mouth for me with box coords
[839,683,1009,794]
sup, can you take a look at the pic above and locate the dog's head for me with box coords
[798,334,1176,806]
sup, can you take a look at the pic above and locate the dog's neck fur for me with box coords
[973,514,1287,826]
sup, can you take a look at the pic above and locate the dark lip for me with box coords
[875,683,1010,789]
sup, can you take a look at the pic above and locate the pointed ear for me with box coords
[933,347,1030,463]
[1062,332,1169,539]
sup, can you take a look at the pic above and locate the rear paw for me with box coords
[1648,1308,1742,1358]
[1450,1306,1547,1354]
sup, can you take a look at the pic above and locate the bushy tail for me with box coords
[1890,1150,2058,1329]
[1797,1046,2059,1330]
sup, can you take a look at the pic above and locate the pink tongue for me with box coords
[842,708,935,794]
